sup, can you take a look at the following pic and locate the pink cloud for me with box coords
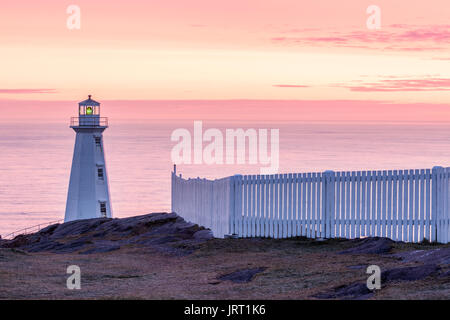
[382,46,444,51]
[271,37,287,41]
[273,84,309,88]
[271,25,450,52]
[336,78,450,92]
[304,36,348,43]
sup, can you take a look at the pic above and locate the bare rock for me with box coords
[381,264,440,282]
[312,282,373,300]
[439,270,450,278]
[193,229,213,240]
[49,218,109,239]
[339,237,394,255]
[347,265,366,270]
[0,212,213,255]
[313,264,440,300]
[80,240,121,254]
[393,248,450,266]
[218,267,267,283]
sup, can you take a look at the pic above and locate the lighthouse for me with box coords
[64,95,112,222]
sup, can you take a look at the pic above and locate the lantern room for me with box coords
[71,95,107,127]
[79,95,100,116]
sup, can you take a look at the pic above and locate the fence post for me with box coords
[229,175,242,237]
[171,167,175,213]
[445,168,450,244]
[432,166,443,243]
[323,170,335,238]
[446,168,450,244]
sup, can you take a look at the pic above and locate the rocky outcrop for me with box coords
[313,264,441,300]
[339,237,394,255]
[315,237,447,300]
[381,264,440,282]
[393,248,450,266]
[0,213,213,256]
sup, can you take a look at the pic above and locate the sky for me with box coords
[0,1,449,108]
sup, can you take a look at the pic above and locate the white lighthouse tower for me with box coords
[64,95,113,222]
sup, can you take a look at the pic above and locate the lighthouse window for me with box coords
[100,202,107,217]
[94,136,102,146]
[97,167,104,180]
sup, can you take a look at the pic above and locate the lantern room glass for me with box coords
[79,105,100,116]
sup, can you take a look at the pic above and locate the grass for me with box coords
[0,238,448,300]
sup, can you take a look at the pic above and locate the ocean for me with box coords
[1,103,450,236]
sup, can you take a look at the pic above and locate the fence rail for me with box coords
[2,219,63,240]
[171,166,450,243]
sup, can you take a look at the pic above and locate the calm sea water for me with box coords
[1,118,450,236]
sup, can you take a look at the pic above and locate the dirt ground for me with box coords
[0,237,449,300]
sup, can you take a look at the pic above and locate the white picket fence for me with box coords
[171,172,233,238]
[171,166,450,243]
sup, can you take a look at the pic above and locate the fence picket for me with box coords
[334,172,341,238]
[341,172,347,238]
[425,169,431,241]
[256,175,261,237]
[408,169,414,242]
[283,173,288,238]
[245,175,250,238]
[445,169,449,244]
[381,170,387,238]
[355,171,361,238]
[392,170,398,241]
[387,170,393,239]
[279,174,284,238]
[301,173,307,237]
[292,173,297,237]
[397,170,404,241]
[361,171,367,237]
[269,174,274,238]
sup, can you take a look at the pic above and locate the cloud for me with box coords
[273,84,309,88]
[271,25,450,52]
[0,89,57,94]
[335,77,450,92]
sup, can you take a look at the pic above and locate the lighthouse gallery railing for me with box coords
[70,117,108,127]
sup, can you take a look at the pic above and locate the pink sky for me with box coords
[1,99,450,124]
[0,0,449,116]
